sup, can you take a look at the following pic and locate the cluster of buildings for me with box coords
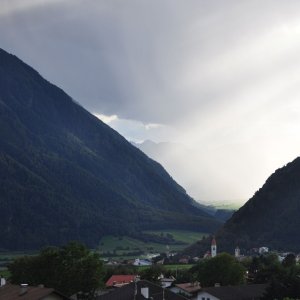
[97,237,298,300]
[100,274,267,300]
[2,236,297,300]
[0,275,268,300]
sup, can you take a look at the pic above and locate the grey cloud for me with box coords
[2,0,300,201]
[4,0,300,123]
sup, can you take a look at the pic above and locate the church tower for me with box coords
[235,246,240,258]
[211,237,217,257]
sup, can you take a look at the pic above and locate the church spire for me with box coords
[211,236,217,257]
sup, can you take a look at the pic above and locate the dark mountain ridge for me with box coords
[0,48,220,250]
[183,157,300,257]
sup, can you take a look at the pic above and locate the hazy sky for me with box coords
[2,0,300,202]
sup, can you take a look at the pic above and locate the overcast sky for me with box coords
[2,0,300,202]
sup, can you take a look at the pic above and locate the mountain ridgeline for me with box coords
[0,48,221,250]
[183,157,300,256]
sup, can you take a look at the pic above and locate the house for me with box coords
[258,247,269,254]
[158,274,176,288]
[0,276,6,287]
[170,282,201,300]
[0,283,70,300]
[105,275,137,288]
[196,284,268,300]
[133,258,152,266]
[178,258,189,264]
[156,258,165,265]
[97,280,188,300]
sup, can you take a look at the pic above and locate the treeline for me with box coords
[7,242,103,298]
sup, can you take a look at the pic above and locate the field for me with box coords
[0,230,206,274]
[99,230,207,259]
[136,264,193,272]
[209,201,242,210]
[144,229,207,245]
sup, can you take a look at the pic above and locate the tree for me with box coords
[246,253,300,299]
[190,253,245,287]
[8,242,103,298]
[140,265,167,283]
[282,254,296,268]
[262,267,300,300]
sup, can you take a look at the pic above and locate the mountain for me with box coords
[0,48,221,250]
[183,157,300,256]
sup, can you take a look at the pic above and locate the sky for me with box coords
[1,0,300,203]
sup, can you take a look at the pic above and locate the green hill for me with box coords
[183,157,300,256]
[0,48,221,250]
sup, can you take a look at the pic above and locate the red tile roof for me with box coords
[105,275,137,287]
[211,237,216,246]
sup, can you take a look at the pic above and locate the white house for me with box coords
[158,274,176,288]
[133,258,152,266]
[258,247,269,254]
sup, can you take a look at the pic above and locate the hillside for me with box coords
[0,48,221,250]
[183,157,300,256]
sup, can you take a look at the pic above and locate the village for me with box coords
[1,237,299,300]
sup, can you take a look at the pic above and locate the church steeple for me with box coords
[235,246,240,258]
[211,236,217,257]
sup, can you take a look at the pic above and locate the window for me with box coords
[201,297,205,300]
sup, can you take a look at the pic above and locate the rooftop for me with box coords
[105,275,137,287]
[97,280,188,300]
[199,284,268,300]
[175,282,201,294]
[0,283,70,300]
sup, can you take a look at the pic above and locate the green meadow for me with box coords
[99,230,207,259]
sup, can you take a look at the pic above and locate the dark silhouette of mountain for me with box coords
[182,158,300,257]
[0,48,221,250]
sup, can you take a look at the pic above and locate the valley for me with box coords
[99,230,208,259]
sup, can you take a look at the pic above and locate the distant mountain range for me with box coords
[183,157,300,256]
[0,48,221,250]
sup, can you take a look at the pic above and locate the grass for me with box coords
[162,264,193,271]
[0,251,37,260]
[137,264,193,271]
[98,230,208,259]
[144,229,207,244]
[209,201,242,210]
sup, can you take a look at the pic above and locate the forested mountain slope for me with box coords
[0,48,220,250]
[183,157,300,256]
